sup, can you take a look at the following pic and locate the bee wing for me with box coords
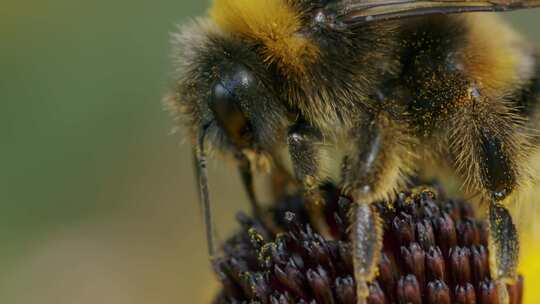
[330,0,540,27]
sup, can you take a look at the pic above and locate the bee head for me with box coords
[169,20,289,155]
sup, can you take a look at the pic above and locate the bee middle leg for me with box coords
[480,133,520,287]
[286,116,415,303]
[342,115,414,303]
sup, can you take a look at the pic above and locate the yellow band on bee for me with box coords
[209,0,319,75]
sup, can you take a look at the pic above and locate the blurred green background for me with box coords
[1,1,539,303]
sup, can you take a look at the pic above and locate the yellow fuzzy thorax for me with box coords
[209,0,319,75]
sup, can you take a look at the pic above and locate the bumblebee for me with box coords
[168,0,540,302]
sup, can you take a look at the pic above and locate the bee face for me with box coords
[171,20,289,155]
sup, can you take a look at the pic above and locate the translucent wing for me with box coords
[327,0,540,27]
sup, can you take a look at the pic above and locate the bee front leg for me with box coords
[287,122,323,197]
[235,152,262,218]
[286,121,329,232]
[342,116,415,303]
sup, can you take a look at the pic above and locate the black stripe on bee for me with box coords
[515,54,540,116]
[398,17,469,134]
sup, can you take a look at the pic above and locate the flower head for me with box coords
[212,183,523,303]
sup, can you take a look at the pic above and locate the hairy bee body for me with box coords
[169,1,540,302]
[173,10,540,199]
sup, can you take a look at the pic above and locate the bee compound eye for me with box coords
[210,79,253,148]
[212,82,235,108]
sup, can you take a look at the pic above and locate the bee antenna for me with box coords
[194,124,217,259]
